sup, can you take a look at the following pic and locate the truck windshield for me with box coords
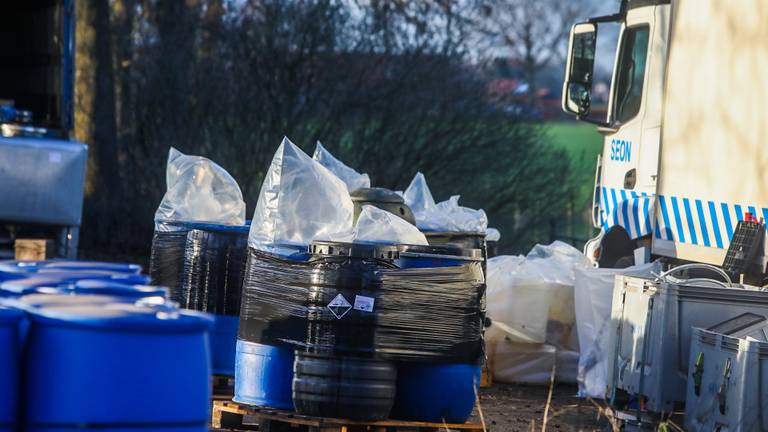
[614,26,650,123]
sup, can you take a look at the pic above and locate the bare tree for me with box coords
[474,0,593,107]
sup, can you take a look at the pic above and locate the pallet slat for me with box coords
[211,400,487,431]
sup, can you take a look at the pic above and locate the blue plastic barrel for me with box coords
[391,244,483,423]
[211,315,239,376]
[391,362,481,423]
[0,306,23,432]
[24,301,213,431]
[234,339,295,409]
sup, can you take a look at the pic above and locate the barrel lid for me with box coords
[17,293,123,307]
[397,244,483,261]
[350,187,405,204]
[422,230,487,237]
[156,220,249,234]
[27,301,213,332]
[72,280,168,299]
[0,305,24,323]
[0,260,142,274]
[310,240,401,260]
[0,272,151,296]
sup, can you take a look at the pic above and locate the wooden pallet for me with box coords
[211,400,487,432]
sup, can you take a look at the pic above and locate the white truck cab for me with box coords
[563,0,768,273]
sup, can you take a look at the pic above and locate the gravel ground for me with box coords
[469,383,610,432]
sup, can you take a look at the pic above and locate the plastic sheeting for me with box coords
[487,328,580,386]
[178,228,248,315]
[249,137,354,254]
[573,262,660,398]
[327,206,428,246]
[402,173,488,234]
[149,223,249,316]
[485,241,590,385]
[154,148,245,231]
[312,142,370,192]
[238,246,485,363]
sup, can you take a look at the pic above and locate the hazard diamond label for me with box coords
[327,293,352,319]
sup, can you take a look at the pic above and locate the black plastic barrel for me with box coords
[293,241,399,420]
[293,352,397,421]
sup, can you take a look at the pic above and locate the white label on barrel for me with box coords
[327,293,352,319]
[353,295,375,313]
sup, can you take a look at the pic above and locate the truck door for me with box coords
[597,5,669,248]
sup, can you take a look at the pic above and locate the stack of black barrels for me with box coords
[236,239,486,422]
[149,221,249,378]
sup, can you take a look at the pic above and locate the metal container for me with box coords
[0,137,86,226]
[350,188,415,225]
[609,276,768,413]
[685,324,768,432]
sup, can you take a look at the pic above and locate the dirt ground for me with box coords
[469,383,609,432]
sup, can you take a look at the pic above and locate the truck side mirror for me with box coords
[562,23,597,117]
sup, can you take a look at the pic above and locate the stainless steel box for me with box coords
[0,136,87,226]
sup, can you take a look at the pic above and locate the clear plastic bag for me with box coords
[573,262,660,398]
[403,172,436,214]
[403,173,488,233]
[312,142,371,192]
[249,137,354,253]
[328,205,428,245]
[485,241,592,385]
[154,148,245,231]
[486,228,501,242]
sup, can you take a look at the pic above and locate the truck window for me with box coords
[614,26,650,123]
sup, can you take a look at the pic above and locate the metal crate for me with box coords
[685,326,768,431]
[609,275,768,413]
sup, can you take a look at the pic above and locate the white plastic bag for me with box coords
[416,195,488,233]
[154,147,245,231]
[487,325,579,386]
[403,173,488,233]
[327,205,428,245]
[312,142,370,192]
[486,228,501,242]
[486,255,551,344]
[403,172,436,214]
[573,262,661,398]
[249,137,354,253]
[486,241,589,345]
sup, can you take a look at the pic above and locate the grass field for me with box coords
[544,121,603,246]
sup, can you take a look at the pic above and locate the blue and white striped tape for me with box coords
[600,187,655,240]
[600,187,768,249]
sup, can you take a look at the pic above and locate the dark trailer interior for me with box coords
[0,0,74,136]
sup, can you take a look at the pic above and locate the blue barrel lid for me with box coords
[0,304,24,323]
[157,220,249,233]
[0,272,151,296]
[27,302,214,332]
[0,260,142,274]
[71,280,168,299]
[17,293,124,308]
